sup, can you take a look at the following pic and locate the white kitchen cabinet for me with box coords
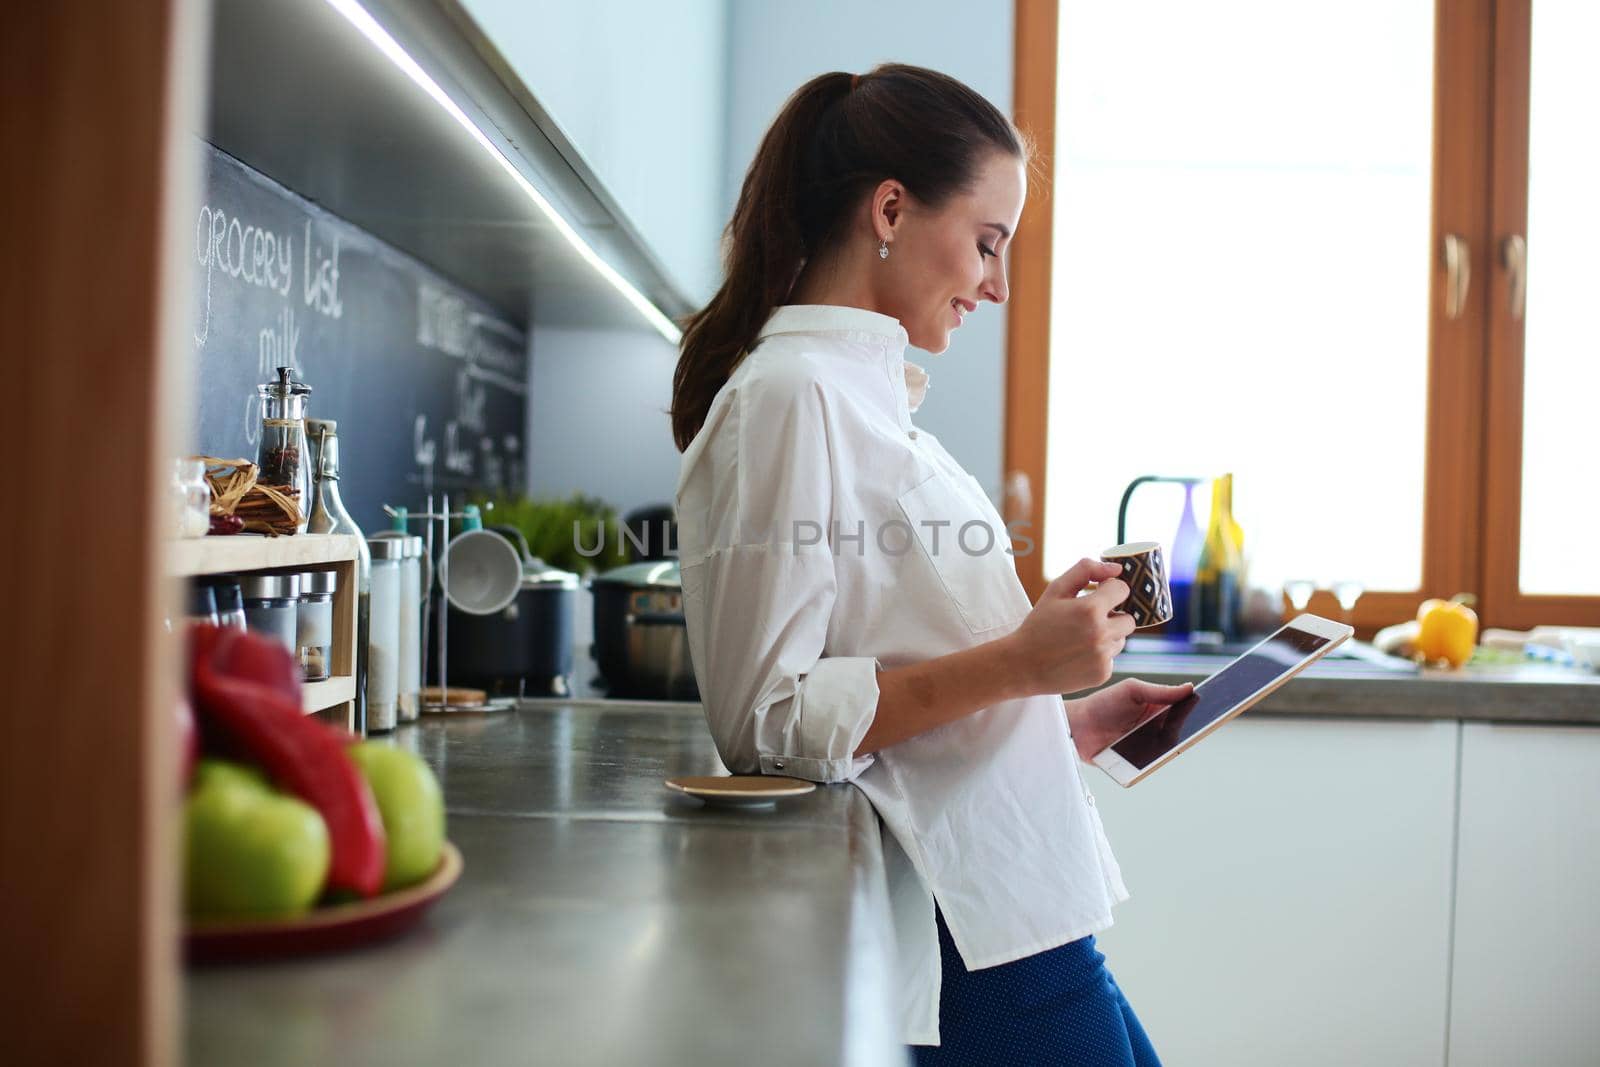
[1088,715,1459,1066]
[1446,723,1600,1067]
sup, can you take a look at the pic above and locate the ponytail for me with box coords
[670,72,853,452]
[670,64,1026,451]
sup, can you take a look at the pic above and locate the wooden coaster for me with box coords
[664,775,816,808]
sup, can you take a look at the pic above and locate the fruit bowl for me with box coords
[186,841,462,963]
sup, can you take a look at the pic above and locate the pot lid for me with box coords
[590,559,681,589]
[522,556,580,589]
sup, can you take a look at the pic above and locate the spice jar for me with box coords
[297,570,338,681]
[187,580,219,627]
[367,537,404,732]
[203,575,248,630]
[172,458,211,539]
[255,366,312,534]
[241,573,300,656]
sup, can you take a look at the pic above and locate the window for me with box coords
[1006,0,1600,631]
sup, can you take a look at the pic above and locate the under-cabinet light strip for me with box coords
[324,0,684,344]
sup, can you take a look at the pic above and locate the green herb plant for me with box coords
[471,492,630,576]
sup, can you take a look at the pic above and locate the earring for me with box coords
[878,238,889,260]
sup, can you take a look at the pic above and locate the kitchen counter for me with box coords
[1109,646,1600,724]
[185,701,906,1067]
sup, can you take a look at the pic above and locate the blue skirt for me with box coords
[910,907,1162,1067]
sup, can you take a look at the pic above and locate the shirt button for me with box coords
[907,429,918,440]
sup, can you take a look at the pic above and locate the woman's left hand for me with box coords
[1065,679,1195,763]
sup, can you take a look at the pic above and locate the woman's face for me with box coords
[878,151,1026,354]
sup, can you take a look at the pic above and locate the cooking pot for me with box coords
[589,559,698,701]
[431,526,579,696]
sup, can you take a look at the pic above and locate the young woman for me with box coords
[671,63,1192,1065]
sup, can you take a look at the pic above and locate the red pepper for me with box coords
[188,625,387,897]
[196,618,302,704]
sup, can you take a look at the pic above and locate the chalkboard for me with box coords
[189,142,527,534]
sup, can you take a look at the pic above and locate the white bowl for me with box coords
[439,529,522,616]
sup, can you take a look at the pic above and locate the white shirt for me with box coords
[674,303,1129,1046]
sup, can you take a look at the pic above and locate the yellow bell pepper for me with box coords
[1416,594,1479,668]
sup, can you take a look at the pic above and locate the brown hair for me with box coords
[670,63,1031,451]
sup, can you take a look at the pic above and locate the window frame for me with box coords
[1006,0,1599,632]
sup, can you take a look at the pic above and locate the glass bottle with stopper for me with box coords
[307,418,372,733]
[255,366,312,533]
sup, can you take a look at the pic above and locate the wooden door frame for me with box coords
[1006,0,1058,604]
[2,1,204,1061]
[1480,0,1600,628]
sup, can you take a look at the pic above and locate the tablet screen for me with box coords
[1108,626,1333,769]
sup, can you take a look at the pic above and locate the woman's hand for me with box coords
[1001,559,1137,698]
[1065,678,1196,763]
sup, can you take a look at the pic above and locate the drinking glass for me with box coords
[1331,580,1365,625]
[1283,579,1316,614]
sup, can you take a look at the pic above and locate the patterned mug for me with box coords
[1100,541,1173,628]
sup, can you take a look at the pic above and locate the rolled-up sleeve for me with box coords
[676,372,880,784]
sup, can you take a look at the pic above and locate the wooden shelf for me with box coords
[170,533,363,732]
[167,534,361,577]
[302,675,356,716]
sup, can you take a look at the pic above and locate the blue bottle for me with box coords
[1167,482,1203,636]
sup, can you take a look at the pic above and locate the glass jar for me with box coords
[172,458,211,539]
[204,575,248,630]
[241,572,300,656]
[297,570,338,681]
[186,580,219,627]
[367,538,404,732]
[398,536,423,721]
[256,367,312,534]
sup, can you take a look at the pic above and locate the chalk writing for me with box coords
[258,305,302,377]
[194,203,293,347]
[302,221,343,319]
[444,422,474,476]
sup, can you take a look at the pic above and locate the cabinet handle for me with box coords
[1502,234,1527,322]
[1443,234,1471,320]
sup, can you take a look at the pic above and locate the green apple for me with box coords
[192,757,271,795]
[185,766,330,919]
[348,742,445,891]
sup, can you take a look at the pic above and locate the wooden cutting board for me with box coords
[420,686,487,707]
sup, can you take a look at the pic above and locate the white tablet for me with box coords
[1091,614,1353,787]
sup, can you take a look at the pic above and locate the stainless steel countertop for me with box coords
[185,701,906,1067]
[1109,651,1600,725]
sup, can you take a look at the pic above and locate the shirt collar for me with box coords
[755,303,909,346]
[754,304,930,415]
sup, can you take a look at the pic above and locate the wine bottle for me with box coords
[1167,481,1203,636]
[1222,474,1248,636]
[1194,474,1243,639]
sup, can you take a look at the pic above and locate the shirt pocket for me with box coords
[897,472,1019,635]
